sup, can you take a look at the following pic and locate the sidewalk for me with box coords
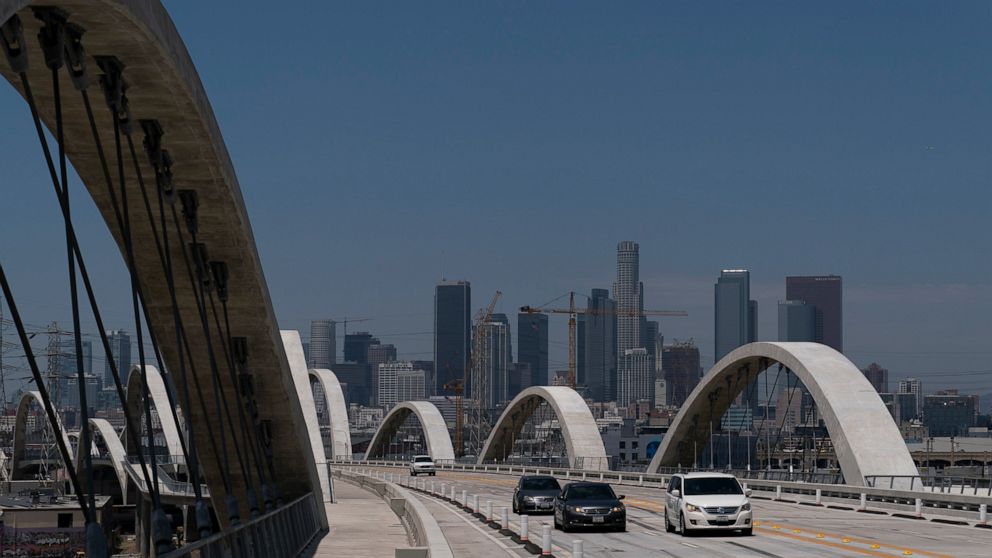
[303,480,410,557]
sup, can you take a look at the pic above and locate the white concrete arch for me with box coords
[365,401,456,462]
[647,342,919,486]
[75,418,130,503]
[125,365,184,459]
[309,368,353,459]
[0,1,325,524]
[11,391,74,480]
[479,386,609,471]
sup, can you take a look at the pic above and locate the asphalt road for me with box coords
[364,465,992,558]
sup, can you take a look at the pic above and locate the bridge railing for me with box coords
[331,459,992,518]
[160,492,321,558]
[866,474,992,496]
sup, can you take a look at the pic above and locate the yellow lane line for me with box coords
[758,527,911,557]
[756,521,953,558]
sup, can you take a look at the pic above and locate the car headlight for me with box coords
[567,506,580,512]
[611,505,624,513]
[685,503,700,513]
[741,502,751,511]
[523,496,535,502]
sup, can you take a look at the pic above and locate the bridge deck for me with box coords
[303,480,409,557]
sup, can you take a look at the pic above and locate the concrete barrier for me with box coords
[332,468,455,558]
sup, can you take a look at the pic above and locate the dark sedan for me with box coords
[553,482,626,532]
[512,475,561,514]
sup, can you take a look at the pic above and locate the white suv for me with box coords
[665,472,752,536]
[409,455,436,476]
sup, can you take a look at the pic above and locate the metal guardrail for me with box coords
[865,475,992,496]
[160,492,321,558]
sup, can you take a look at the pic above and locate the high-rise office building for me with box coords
[477,315,511,408]
[104,330,131,390]
[785,275,843,352]
[435,280,471,395]
[367,342,397,406]
[309,319,336,368]
[344,332,375,364]
[617,348,653,407]
[662,341,701,407]
[778,300,816,342]
[613,241,643,353]
[582,288,617,401]
[334,362,372,406]
[378,361,427,409]
[643,320,661,366]
[923,393,976,437]
[517,312,548,387]
[508,362,532,400]
[861,363,888,394]
[714,270,757,363]
[898,378,923,420]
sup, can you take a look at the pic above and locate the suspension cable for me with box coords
[32,6,99,523]
[752,364,783,468]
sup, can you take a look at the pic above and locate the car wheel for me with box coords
[615,522,626,533]
[678,512,688,537]
[561,518,571,533]
[553,513,561,530]
[430,472,435,476]
[741,527,753,536]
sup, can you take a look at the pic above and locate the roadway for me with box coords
[359,465,992,558]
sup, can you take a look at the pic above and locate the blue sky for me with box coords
[1,1,990,395]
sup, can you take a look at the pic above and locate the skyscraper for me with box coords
[613,241,643,353]
[517,312,548,388]
[662,341,701,407]
[435,280,471,395]
[617,348,653,407]
[309,319,336,368]
[344,332,375,364]
[778,300,816,342]
[714,270,757,363]
[582,288,617,401]
[861,363,889,394]
[377,361,427,409]
[104,330,131,389]
[477,315,511,407]
[367,342,397,406]
[785,275,843,352]
[898,378,923,420]
[643,320,661,369]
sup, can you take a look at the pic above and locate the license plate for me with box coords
[593,516,605,523]
[717,516,729,522]
[539,503,551,509]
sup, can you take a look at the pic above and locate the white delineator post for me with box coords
[520,514,529,541]
[859,493,867,511]
[979,503,988,525]
[541,523,552,555]
[501,507,509,530]
[815,488,822,506]
[485,500,493,521]
[573,540,584,558]
[472,494,480,514]
[461,490,468,507]
[914,498,923,518]
[775,485,782,500]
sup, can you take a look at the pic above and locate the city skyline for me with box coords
[0,2,988,398]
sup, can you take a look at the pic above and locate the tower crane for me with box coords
[520,292,687,389]
[467,290,501,456]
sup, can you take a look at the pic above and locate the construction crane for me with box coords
[520,292,688,389]
[466,290,501,456]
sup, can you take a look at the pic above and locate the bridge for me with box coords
[0,1,988,557]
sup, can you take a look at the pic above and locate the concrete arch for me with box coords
[479,386,609,471]
[365,401,456,462]
[75,418,130,503]
[0,1,324,523]
[309,368,353,459]
[648,342,919,486]
[125,365,184,459]
[11,391,74,480]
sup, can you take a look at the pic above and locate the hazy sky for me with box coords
[0,2,989,395]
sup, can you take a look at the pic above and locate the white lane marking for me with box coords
[681,542,699,548]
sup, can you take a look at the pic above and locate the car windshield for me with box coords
[414,456,433,463]
[566,485,616,500]
[521,478,560,491]
[683,477,742,496]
